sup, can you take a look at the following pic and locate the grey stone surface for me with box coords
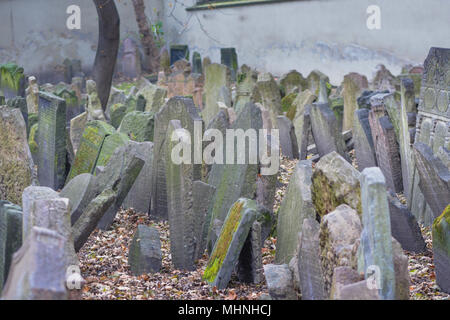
[353,108,377,171]
[264,264,297,300]
[338,280,380,300]
[193,181,216,260]
[237,221,263,284]
[1,227,68,300]
[275,160,315,264]
[277,115,299,159]
[128,225,162,275]
[59,173,94,225]
[432,205,450,294]
[329,266,363,300]
[358,167,396,300]
[292,90,316,160]
[202,63,231,126]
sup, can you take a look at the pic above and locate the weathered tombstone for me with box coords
[353,108,377,171]
[204,102,262,252]
[279,70,307,96]
[202,63,231,126]
[413,142,450,220]
[292,90,316,159]
[118,111,155,142]
[307,70,329,97]
[1,227,68,300]
[37,92,67,189]
[66,120,115,181]
[7,96,28,131]
[337,279,380,300]
[95,132,129,169]
[312,151,361,218]
[28,123,39,164]
[275,160,315,264]
[297,218,326,300]
[120,38,141,79]
[309,102,349,162]
[277,116,299,159]
[151,97,202,220]
[342,72,369,131]
[54,87,81,125]
[59,173,95,224]
[69,111,88,156]
[26,76,39,114]
[192,52,202,74]
[236,220,263,284]
[220,48,238,81]
[387,192,426,253]
[319,204,362,295]
[329,266,364,300]
[0,107,34,205]
[109,103,127,129]
[170,45,189,65]
[368,101,403,193]
[85,80,106,121]
[264,264,297,300]
[432,205,450,294]
[96,141,145,230]
[203,198,259,289]
[165,120,197,270]
[0,201,22,291]
[29,197,78,268]
[122,142,154,213]
[128,225,162,275]
[371,64,398,92]
[22,186,59,242]
[281,92,298,120]
[252,72,282,129]
[193,181,216,260]
[234,65,258,114]
[136,80,167,113]
[358,167,396,300]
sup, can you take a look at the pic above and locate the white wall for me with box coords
[162,0,450,84]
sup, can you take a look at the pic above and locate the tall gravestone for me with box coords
[342,73,369,132]
[37,92,67,190]
[353,108,377,171]
[410,47,450,226]
[252,72,282,129]
[292,90,316,159]
[151,97,202,220]
[221,48,238,81]
[234,65,258,114]
[202,63,231,126]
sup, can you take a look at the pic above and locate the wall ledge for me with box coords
[186,0,302,11]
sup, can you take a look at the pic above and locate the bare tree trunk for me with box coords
[92,0,120,111]
[131,0,160,73]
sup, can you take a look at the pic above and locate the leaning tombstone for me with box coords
[95,132,129,169]
[292,90,316,159]
[69,111,88,155]
[37,92,67,189]
[1,227,68,300]
[0,106,34,205]
[59,173,95,224]
[353,108,377,171]
[277,115,299,160]
[118,111,155,142]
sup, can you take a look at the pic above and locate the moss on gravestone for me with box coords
[110,103,128,129]
[0,63,24,92]
[281,92,298,120]
[433,205,450,255]
[119,111,155,142]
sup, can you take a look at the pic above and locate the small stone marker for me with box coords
[264,264,297,300]
[203,198,259,289]
[128,225,162,275]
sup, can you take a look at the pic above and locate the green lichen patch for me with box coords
[432,204,450,255]
[0,63,24,92]
[281,92,298,119]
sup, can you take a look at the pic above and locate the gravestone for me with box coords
[151,97,202,220]
[96,141,145,230]
[297,218,326,300]
[203,198,259,289]
[281,92,298,120]
[330,267,364,300]
[28,123,39,164]
[192,52,202,74]
[221,48,238,81]
[86,80,106,121]
[358,167,396,300]
[371,64,398,92]
[136,80,167,113]
[277,115,299,159]
[69,111,88,155]
[387,192,426,253]
[26,76,39,114]
[193,181,216,260]
[202,63,231,126]
[22,186,59,242]
[128,225,162,275]
[292,90,316,160]
[109,103,127,129]
[264,264,297,300]
[0,107,34,205]
[37,92,67,190]
[275,160,315,264]
[353,108,377,171]
[204,102,262,252]
[121,38,141,79]
[30,197,78,268]
[432,205,450,294]
[0,63,25,99]
[67,120,115,181]
[54,87,81,125]
[369,101,403,193]
[252,72,282,129]
[59,173,95,224]
[122,142,154,213]
[312,151,361,218]
[310,102,349,162]
[7,96,28,131]
[170,45,189,65]
[165,120,197,270]
[0,201,22,292]
[234,65,258,114]
[118,111,155,142]
[95,132,129,169]
[319,204,362,295]
[237,220,263,284]
[342,72,369,131]
[307,70,329,97]
[279,70,307,96]
[1,227,67,300]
